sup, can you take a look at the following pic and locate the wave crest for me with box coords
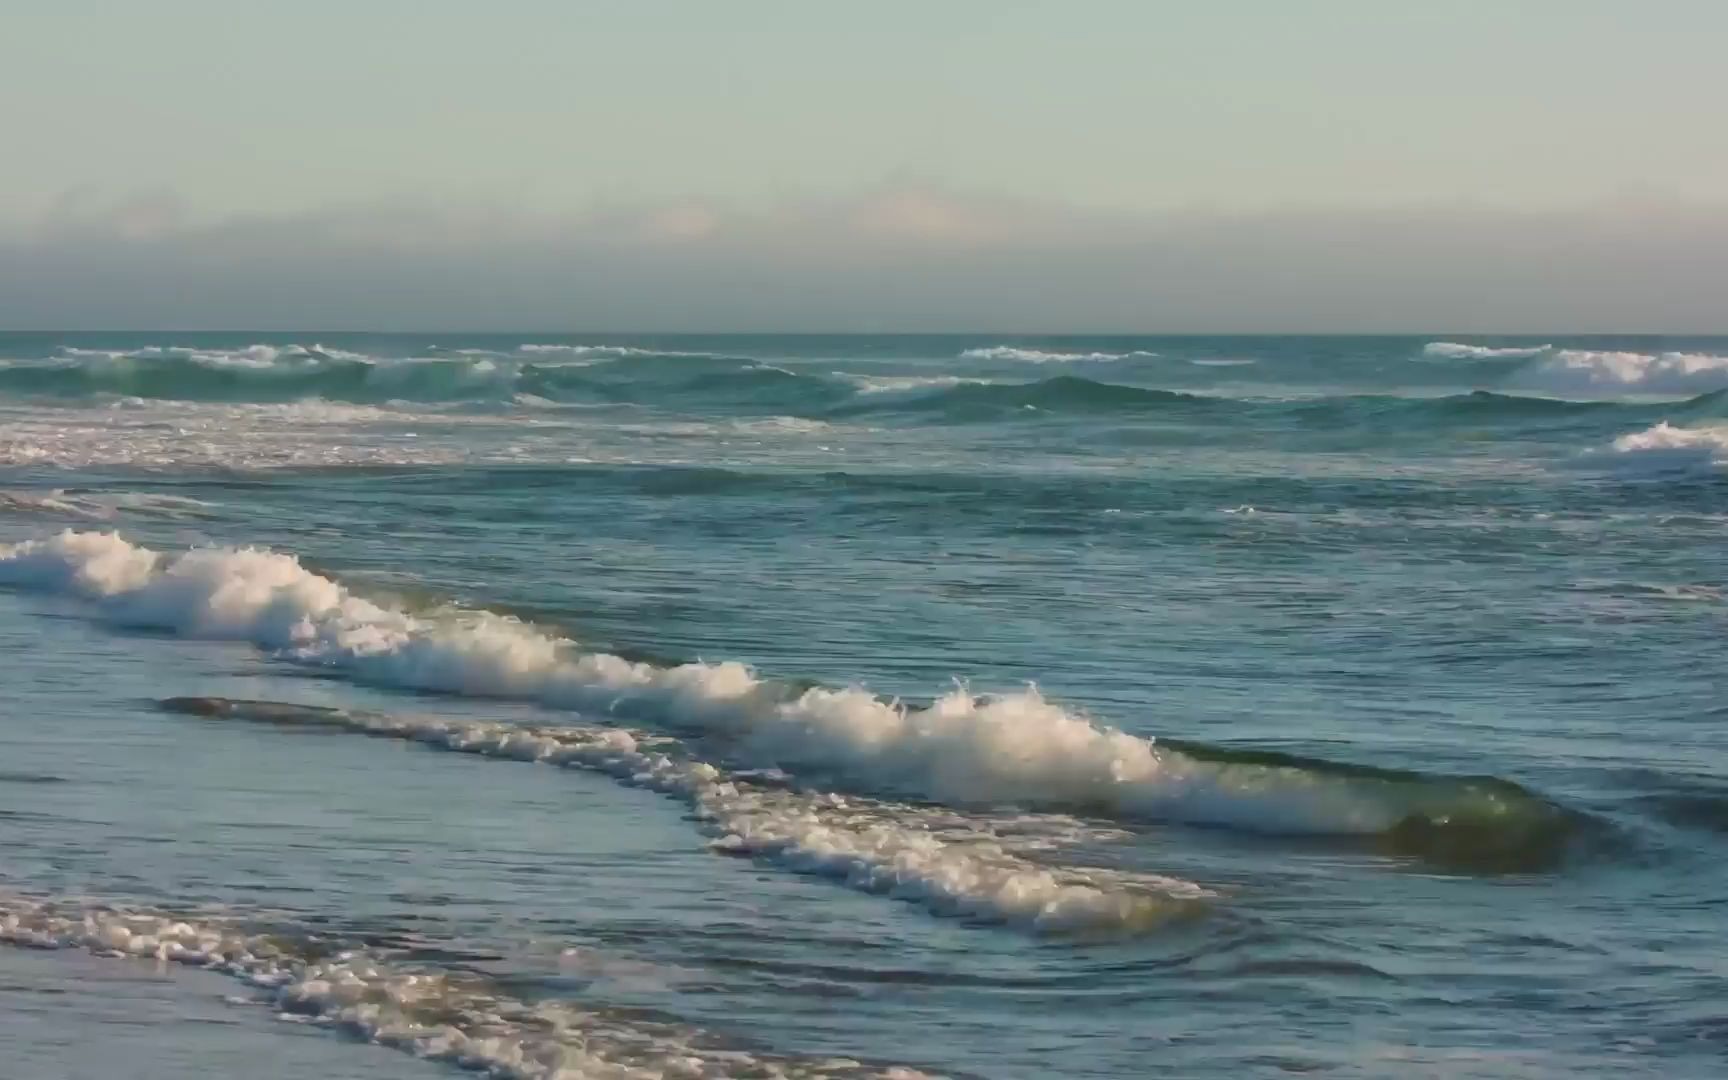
[1589,421,1728,473]
[1422,342,1552,360]
[958,346,1157,363]
[1513,349,1728,398]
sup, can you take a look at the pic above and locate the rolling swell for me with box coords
[8,348,1725,436]
[1159,739,1586,871]
[0,530,1591,873]
[0,352,1212,417]
[0,346,782,407]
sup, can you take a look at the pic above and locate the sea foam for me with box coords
[1593,422,1728,473]
[1421,342,1552,360]
[958,346,1156,363]
[0,896,934,1079]
[1511,350,1728,398]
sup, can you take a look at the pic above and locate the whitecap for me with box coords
[1421,342,1552,360]
[958,346,1156,363]
[1513,350,1728,398]
[1586,421,1728,473]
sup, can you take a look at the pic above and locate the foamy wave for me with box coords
[1,346,529,405]
[1422,342,1552,360]
[1592,422,1728,473]
[0,400,481,470]
[516,344,712,360]
[54,344,374,368]
[835,373,991,395]
[161,697,1207,933]
[0,897,933,1078]
[0,532,1565,856]
[1513,349,1728,398]
[958,346,1156,364]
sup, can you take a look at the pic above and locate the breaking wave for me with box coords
[0,531,1584,871]
[957,346,1157,364]
[0,345,751,407]
[833,373,990,396]
[1510,349,1728,399]
[1422,342,1553,360]
[834,375,1215,418]
[512,343,717,359]
[0,348,1198,418]
[1423,342,1728,401]
[1590,422,1728,474]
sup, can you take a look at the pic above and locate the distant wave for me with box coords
[10,344,1717,439]
[1423,342,1728,400]
[0,346,512,404]
[0,345,778,408]
[958,346,1158,363]
[1378,389,1618,420]
[834,374,1218,418]
[832,373,989,395]
[0,530,1584,872]
[1422,341,1553,360]
[514,343,717,360]
[1590,422,1728,474]
[54,343,376,366]
[1512,349,1728,399]
[0,353,1219,418]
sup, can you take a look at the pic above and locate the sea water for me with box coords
[2,333,1725,1078]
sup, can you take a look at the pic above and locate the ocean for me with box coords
[1,332,1724,1079]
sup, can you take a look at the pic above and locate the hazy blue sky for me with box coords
[4,2,1725,330]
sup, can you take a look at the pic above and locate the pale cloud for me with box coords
[4,186,1726,332]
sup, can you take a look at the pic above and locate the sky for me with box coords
[3,1,1725,331]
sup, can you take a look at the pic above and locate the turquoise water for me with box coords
[2,333,1726,1078]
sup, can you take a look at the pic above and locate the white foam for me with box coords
[1591,422,1728,473]
[1512,349,1728,398]
[835,373,989,395]
[0,399,487,470]
[731,416,834,434]
[1421,342,1552,360]
[9,345,536,403]
[50,343,374,368]
[0,897,932,1079]
[610,417,839,438]
[958,346,1155,363]
[173,700,1206,933]
[0,531,1463,843]
[516,344,708,359]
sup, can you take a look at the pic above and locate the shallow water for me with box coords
[3,333,1727,1078]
